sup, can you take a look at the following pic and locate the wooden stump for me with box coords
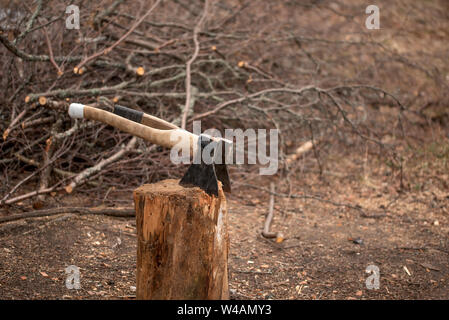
[134,179,229,300]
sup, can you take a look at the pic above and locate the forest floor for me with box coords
[0,120,448,300]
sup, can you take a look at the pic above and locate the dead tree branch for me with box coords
[73,0,163,73]
[181,0,210,129]
[64,137,138,193]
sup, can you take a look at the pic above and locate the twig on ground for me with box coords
[0,206,135,224]
[1,187,61,206]
[239,183,366,215]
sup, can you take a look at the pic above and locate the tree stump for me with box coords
[134,179,229,300]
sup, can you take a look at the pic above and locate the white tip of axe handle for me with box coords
[68,103,85,119]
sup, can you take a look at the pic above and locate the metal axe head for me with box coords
[107,104,233,196]
[179,134,232,197]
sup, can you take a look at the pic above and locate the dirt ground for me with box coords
[0,126,448,300]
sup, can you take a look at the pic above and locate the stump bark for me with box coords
[134,179,229,300]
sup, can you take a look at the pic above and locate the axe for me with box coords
[68,103,232,196]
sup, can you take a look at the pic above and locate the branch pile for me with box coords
[0,0,447,208]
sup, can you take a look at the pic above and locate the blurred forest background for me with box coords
[0,0,448,299]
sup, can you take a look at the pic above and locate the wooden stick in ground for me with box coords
[261,182,284,241]
[134,179,229,299]
[0,206,134,224]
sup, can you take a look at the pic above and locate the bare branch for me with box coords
[181,0,210,129]
[73,0,163,73]
[64,137,138,194]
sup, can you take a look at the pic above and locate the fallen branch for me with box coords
[21,116,55,129]
[73,0,162,73]
[285,140,314,165]
[0,206,135,224]
[25,81,132,102]
[94,0,125,27]
[0,34,127,70]
[181,0,209,129]
[191,85,318,121]
[43,27,63,75]
[64,137,138,193]
[1,187,60,206]
[13,0,43,44]
[14,153,75,178]
[3,108,28,141]
[239,183,366,215]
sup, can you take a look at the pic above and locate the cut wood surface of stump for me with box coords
[134,179,229,300]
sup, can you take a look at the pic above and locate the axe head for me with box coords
[179,134,232,196]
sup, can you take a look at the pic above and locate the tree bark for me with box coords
[134,179,229,300]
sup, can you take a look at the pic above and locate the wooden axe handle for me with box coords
[68,103,197,153]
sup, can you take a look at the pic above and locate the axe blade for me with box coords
[112,104,232,195]
[212,138,232,193]
[179,134,232,196]
[180,161,220,196]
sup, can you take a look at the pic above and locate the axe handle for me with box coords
[68,103,197,153]
[113,105,178,130]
